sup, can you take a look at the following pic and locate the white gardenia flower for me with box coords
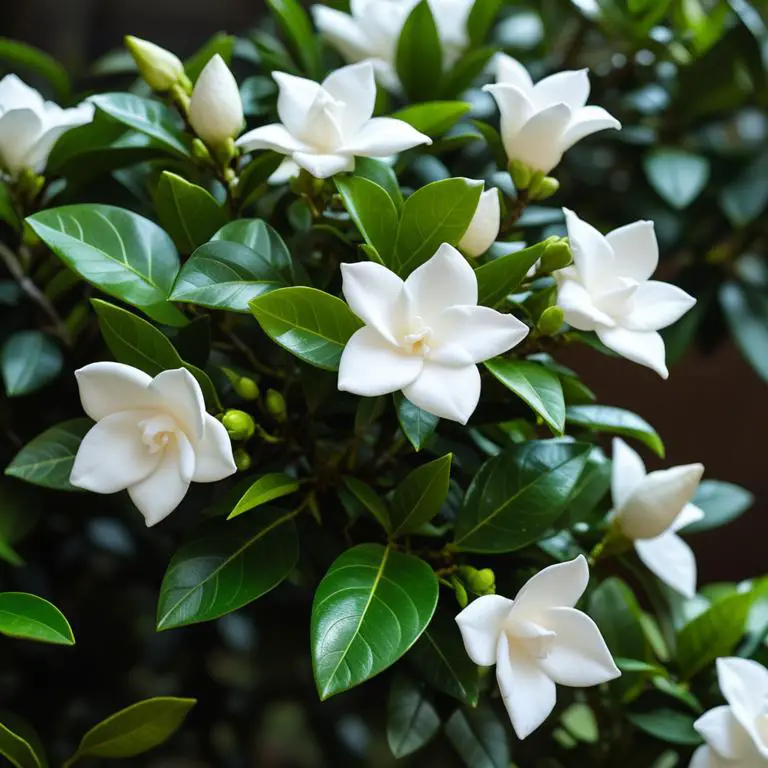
[189,54,245,149]
[611,438,704,598]
[459,185,501,257]
[555,208,697,378]
[125,36,187,92]
[70,362,237,527]
[484,53,620,174]
[456,555,620,740]
[691,658,768,768]
[338,243,529,424]
[237,62,431,179]
[0,74,93,178]
[312,0,474,93]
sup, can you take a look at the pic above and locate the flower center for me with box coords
[403,316,433,357]
[507,619,557,661]
[138,414,177,454]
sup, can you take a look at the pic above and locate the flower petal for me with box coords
[497,631,557,740]
[455,594,514,666]
[671,502,705,533]
[459,187,501,257]
[273,71,323,138]
[0,108,42,176]
[341,260,404,343]
[623,281,697,332]
[339,326,423,396]
[193,414,237,483]
[561,105,621,151]
[70,410,161,494]
[292,151,355,179]
[510,103,572,174]
[717,657,768,744]
[430,305,529,366]
[610,437,647,510]
[312,5,371,63]
[0,74,45,113]
[635,533,697,598]
[343,117,431,156]
[237,123,310,154]
[75,362,155,421]
[513,556,590,618]
[402,362,480,425]
[694,706,752,761]
[322,61,376,137]
[128,442,191,527]
[149,368,205,442]
[532,69,590,112]
[605,220,658,282]
[538,606,620,686]
[494,53,534,91]
[483,84,535,149]
[595,327,669,378]
[563,208,616,294]
[556,277,616,331]
[689,745,723,768]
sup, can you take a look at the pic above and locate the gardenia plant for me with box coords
[0,2,764,767]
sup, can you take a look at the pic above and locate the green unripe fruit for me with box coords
[234,377,260,401]
[221,410,255,441]
[234,448,252,472]
[265,389,287,422]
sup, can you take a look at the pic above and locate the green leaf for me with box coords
[1,332,62,397]
[454,441,590,553]
[0,592,74,645]
[485,358,565,434]
[0,182,20,231]
[154,172,227,254]
[341,477,391,533]
[26,204,182,325]
[353,158,403,209]
[91,300,220,410]
[475,241,547,307]
[387,674,440,758]
[0,713,47,768]
[467,0,503,46]
[566,404,665,458]
[335,175,399,262]
[5,419,92,491]
[408,610,480,706]
[250,287,363,371]
[354,395,386,433]
[395,392,439,451]
[238,151,285,204]
[396,1,443,102]
[644,149,710,210]
[562,446,611,526]
[719,150,768,227]
[684,480,754,534]
[157,507,298,629]
[393,178,483,276]
[227,474,299,519]
[392,102,471,137]
[0,37,69,100]
[267,0,321,77]
[626,709,702,746]
[69,697,196,760]
[445,706,509,768]
[720,280,768,383]
[440,46,497,99]
[677,591,753,679]
[185,33,235,81]
[311,544,438,699]
[390,454,452,537]
[90,93,191,158]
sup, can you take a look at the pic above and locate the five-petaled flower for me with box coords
[70,363,237,527]
[0,74,93,178]
[455,555,620,739]
[484,53,620,175]
[555,208,696,378]
[237,61,431,179]
[691,657,768,768]
[338,243,529,424]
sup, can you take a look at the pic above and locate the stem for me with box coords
[62,756,79,768]
[500,189,530,235]
[219,326,284,378]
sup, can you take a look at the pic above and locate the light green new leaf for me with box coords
[387,674,440,758]
[627,710,702,746]
[566,404,665,457]
[684,480,754,534]
[0,592,74,645]
[311,544,438,699]
[250,287,363,371]
[353,158,403,209]
[1,332,62,397]
[390,454,452,537]
[395,392,439,451]
[341,477,391,533]
[396,0,442,102]
[0,713,47,768]
[475,240,548,307]
[227,474,300,519]
[644,149,710,210]
[392,102,471,137]
[445,706,509,768]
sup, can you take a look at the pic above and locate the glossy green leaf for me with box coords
[566,404,665,457]
[1,331,62,397]
[0,713,47,768]
[721,280,768,383]
[562,446,612,526]
[644,149,710,209]
[684,480,754,534]
[70,697,196,760]
[238,151,284,205]
[0,592,74,645]
[627,709,702,745]
[440,46,497,100]
[341,477,391,533]
[5,419,91,491]
[396,0,442,102]
[91,300,220,409]
[154,172,227,254]
[250,287,363,371]
[392,102,471,137]
[267,0,321,77]
[227,474,299,519]
[390,454,452,537]
[395,392,439,451]
[485,358,565,434]
[0,37,69,100]
[475,241,547,308]
[387,674,440,758]
[185,33,235,81]
[26,204,182,325]
[467,0,503,45]
[157,507,298,629]
[454,441,590,552]
[311,544,438,699]
[445,706,509,768]
[353,158,403,209]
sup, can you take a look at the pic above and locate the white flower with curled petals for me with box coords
[484,54,620,175]
[455,555,620,740]
[459,185,501,257]
[70,363,236,527]
[691,658,768,768]
[555,208,696,378]
[338,243,529,424]
[611,438,704,598]
[236,62,431,179]
[0,74,93,178]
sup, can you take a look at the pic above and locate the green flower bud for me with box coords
[221,409,255,441]
[125,36,190,93]
[508,159,532,190]
[537,306,565,336]
[233,376,260,401]
[452,576,469,608]
[540,238,573,272]
[265,389,287,422]
[192,138,213,165]
[234,447,252,472]
[531,176,560,200]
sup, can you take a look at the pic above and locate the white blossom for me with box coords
[691,658,768,768]
[459,185,501,257]
[338,243,528,424]
[484,54,620,175]
[456,555,620,740]
[70,363,236,527]
[189,55,244,148]
[555,208,696,378]
[611,437,704,598]
[0,74,93,178]
[237,62,430,179]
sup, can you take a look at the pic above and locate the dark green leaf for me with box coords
[0,713,47,768]
[354,395,386,433]
[392,102,471,137]
[396,1,442,102]
[719,150,768,227]
[0,592,74,645]
[475,241,547,307]
[566,404,665,457]
[157,507,298,629]
[684,480,754,534]
[341,477,391,533]
[238,152,285,204]
[227,474,299,519]
[311,544,438,699]
[563,446,611,526]
[267,0,321,77]
[185,33,235,81]
[1,332,62,397]
[467,0,503,46]
[440,46,497,99]
[720,280,768,383]
[0,37,69,100]
[0,182,20,230]
[627,709,702,746]
[644,149,710,210]
[387,674,440,758]
[470,120,506,168]
[395,392,439,451]
[390,454,452,537]
[353,158,403,209]
[445,706,509,768]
